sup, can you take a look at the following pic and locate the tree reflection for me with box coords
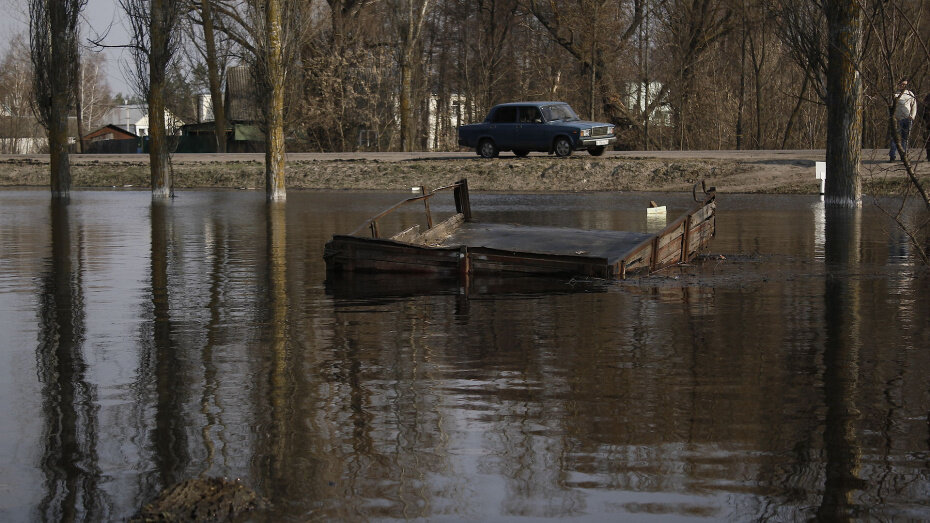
[255,201,293,495]
[35,200,104,520]
[200,215,231,473]
[817,206,865,521]
[149,201,188,488]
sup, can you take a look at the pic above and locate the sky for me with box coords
[1,0,134,95]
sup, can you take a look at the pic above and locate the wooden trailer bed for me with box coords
[324,179,716,280]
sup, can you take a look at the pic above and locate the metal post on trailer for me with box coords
[454,179,472,221]
[423,186,433,229]
[680,215,693,263]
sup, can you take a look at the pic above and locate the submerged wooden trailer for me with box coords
[324,179,716,280]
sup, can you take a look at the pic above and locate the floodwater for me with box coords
[1,188,929,521]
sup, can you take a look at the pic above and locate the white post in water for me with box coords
[815,161,826,199]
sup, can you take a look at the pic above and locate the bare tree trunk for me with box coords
[120,0,181,199]
[526,0,671,149]
[638,3,651,150]
[29,0,85,199]
[48,72,72,195]
[149,0,172,199]
[781,74,808,149]
[200,0,227,153]
[399,52,414,152]
[736,27,746,150]
[264,0,286,201]
[823,0,862,207]
[751,44,764,148]
[394,0,431,152]
[74,62,85,154]
[48,109,71,197]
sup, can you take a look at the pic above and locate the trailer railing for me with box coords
[617,180,716,278]
[349,178,472,238]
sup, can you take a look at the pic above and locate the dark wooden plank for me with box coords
[325,235,463,274]
[691,201,716,223]
[657,222,684,249]
[467,247,611,278]
[618,241,653,277]
[441,223,652,264]
[687,218,715,256]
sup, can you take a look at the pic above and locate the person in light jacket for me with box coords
[889,79,917,162]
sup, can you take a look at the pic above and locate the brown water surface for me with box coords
[1,189,928,521]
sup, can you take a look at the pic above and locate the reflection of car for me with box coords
[457,101,616,158]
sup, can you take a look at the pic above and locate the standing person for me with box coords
[923,92,930,161]
[889,79,917,162]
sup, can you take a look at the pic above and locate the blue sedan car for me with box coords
[457,101,616,158]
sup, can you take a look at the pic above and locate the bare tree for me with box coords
[463,0,519,113]
[188,0,230,152]
[823,0,863,206]
[657,0,733,149]
[329,0,379,51]
[387,0,433,152]
[0,35,39,154]
[264,0,286,199]
[524,0,660,147]
[248,0,302,199]
[862,0,930,263]
[290,0,384,152]
[74,52,113,151]
[29,0,87,199]
[771,0,862,206]
[121,0,185,199]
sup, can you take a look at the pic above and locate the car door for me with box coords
[489,106,518,149]
[515,106,548,151]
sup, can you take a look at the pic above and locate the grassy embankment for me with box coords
[1,154,926,194]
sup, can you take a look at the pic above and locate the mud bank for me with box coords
[1,151,926,194]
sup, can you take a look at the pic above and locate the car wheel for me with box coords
[553,137,572,157]
[513,149,529,157]
[478,139,499,158]
[588,146,606,157]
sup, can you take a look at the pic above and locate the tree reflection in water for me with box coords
[146,201,190,495]
[5,191,930,520]
[818,206,866,521]
[254,201,294,501]
[35,201,104,520]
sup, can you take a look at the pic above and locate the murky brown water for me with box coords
[1,188,929,521]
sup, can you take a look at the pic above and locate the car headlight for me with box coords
[607,126,614,135]
[580,128,591,137]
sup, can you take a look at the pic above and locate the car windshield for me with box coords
[541,104,579,122]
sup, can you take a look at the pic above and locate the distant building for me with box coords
[224,66,263,144]
[427,93,467,151]
[625,82,671,126]
[80,124,140,154]
[0,115,81,154]
[195,93,216,123]
[177,66,263,153]
[0,115,47,154]
[84,124,139,143]
[100,104,184,137]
